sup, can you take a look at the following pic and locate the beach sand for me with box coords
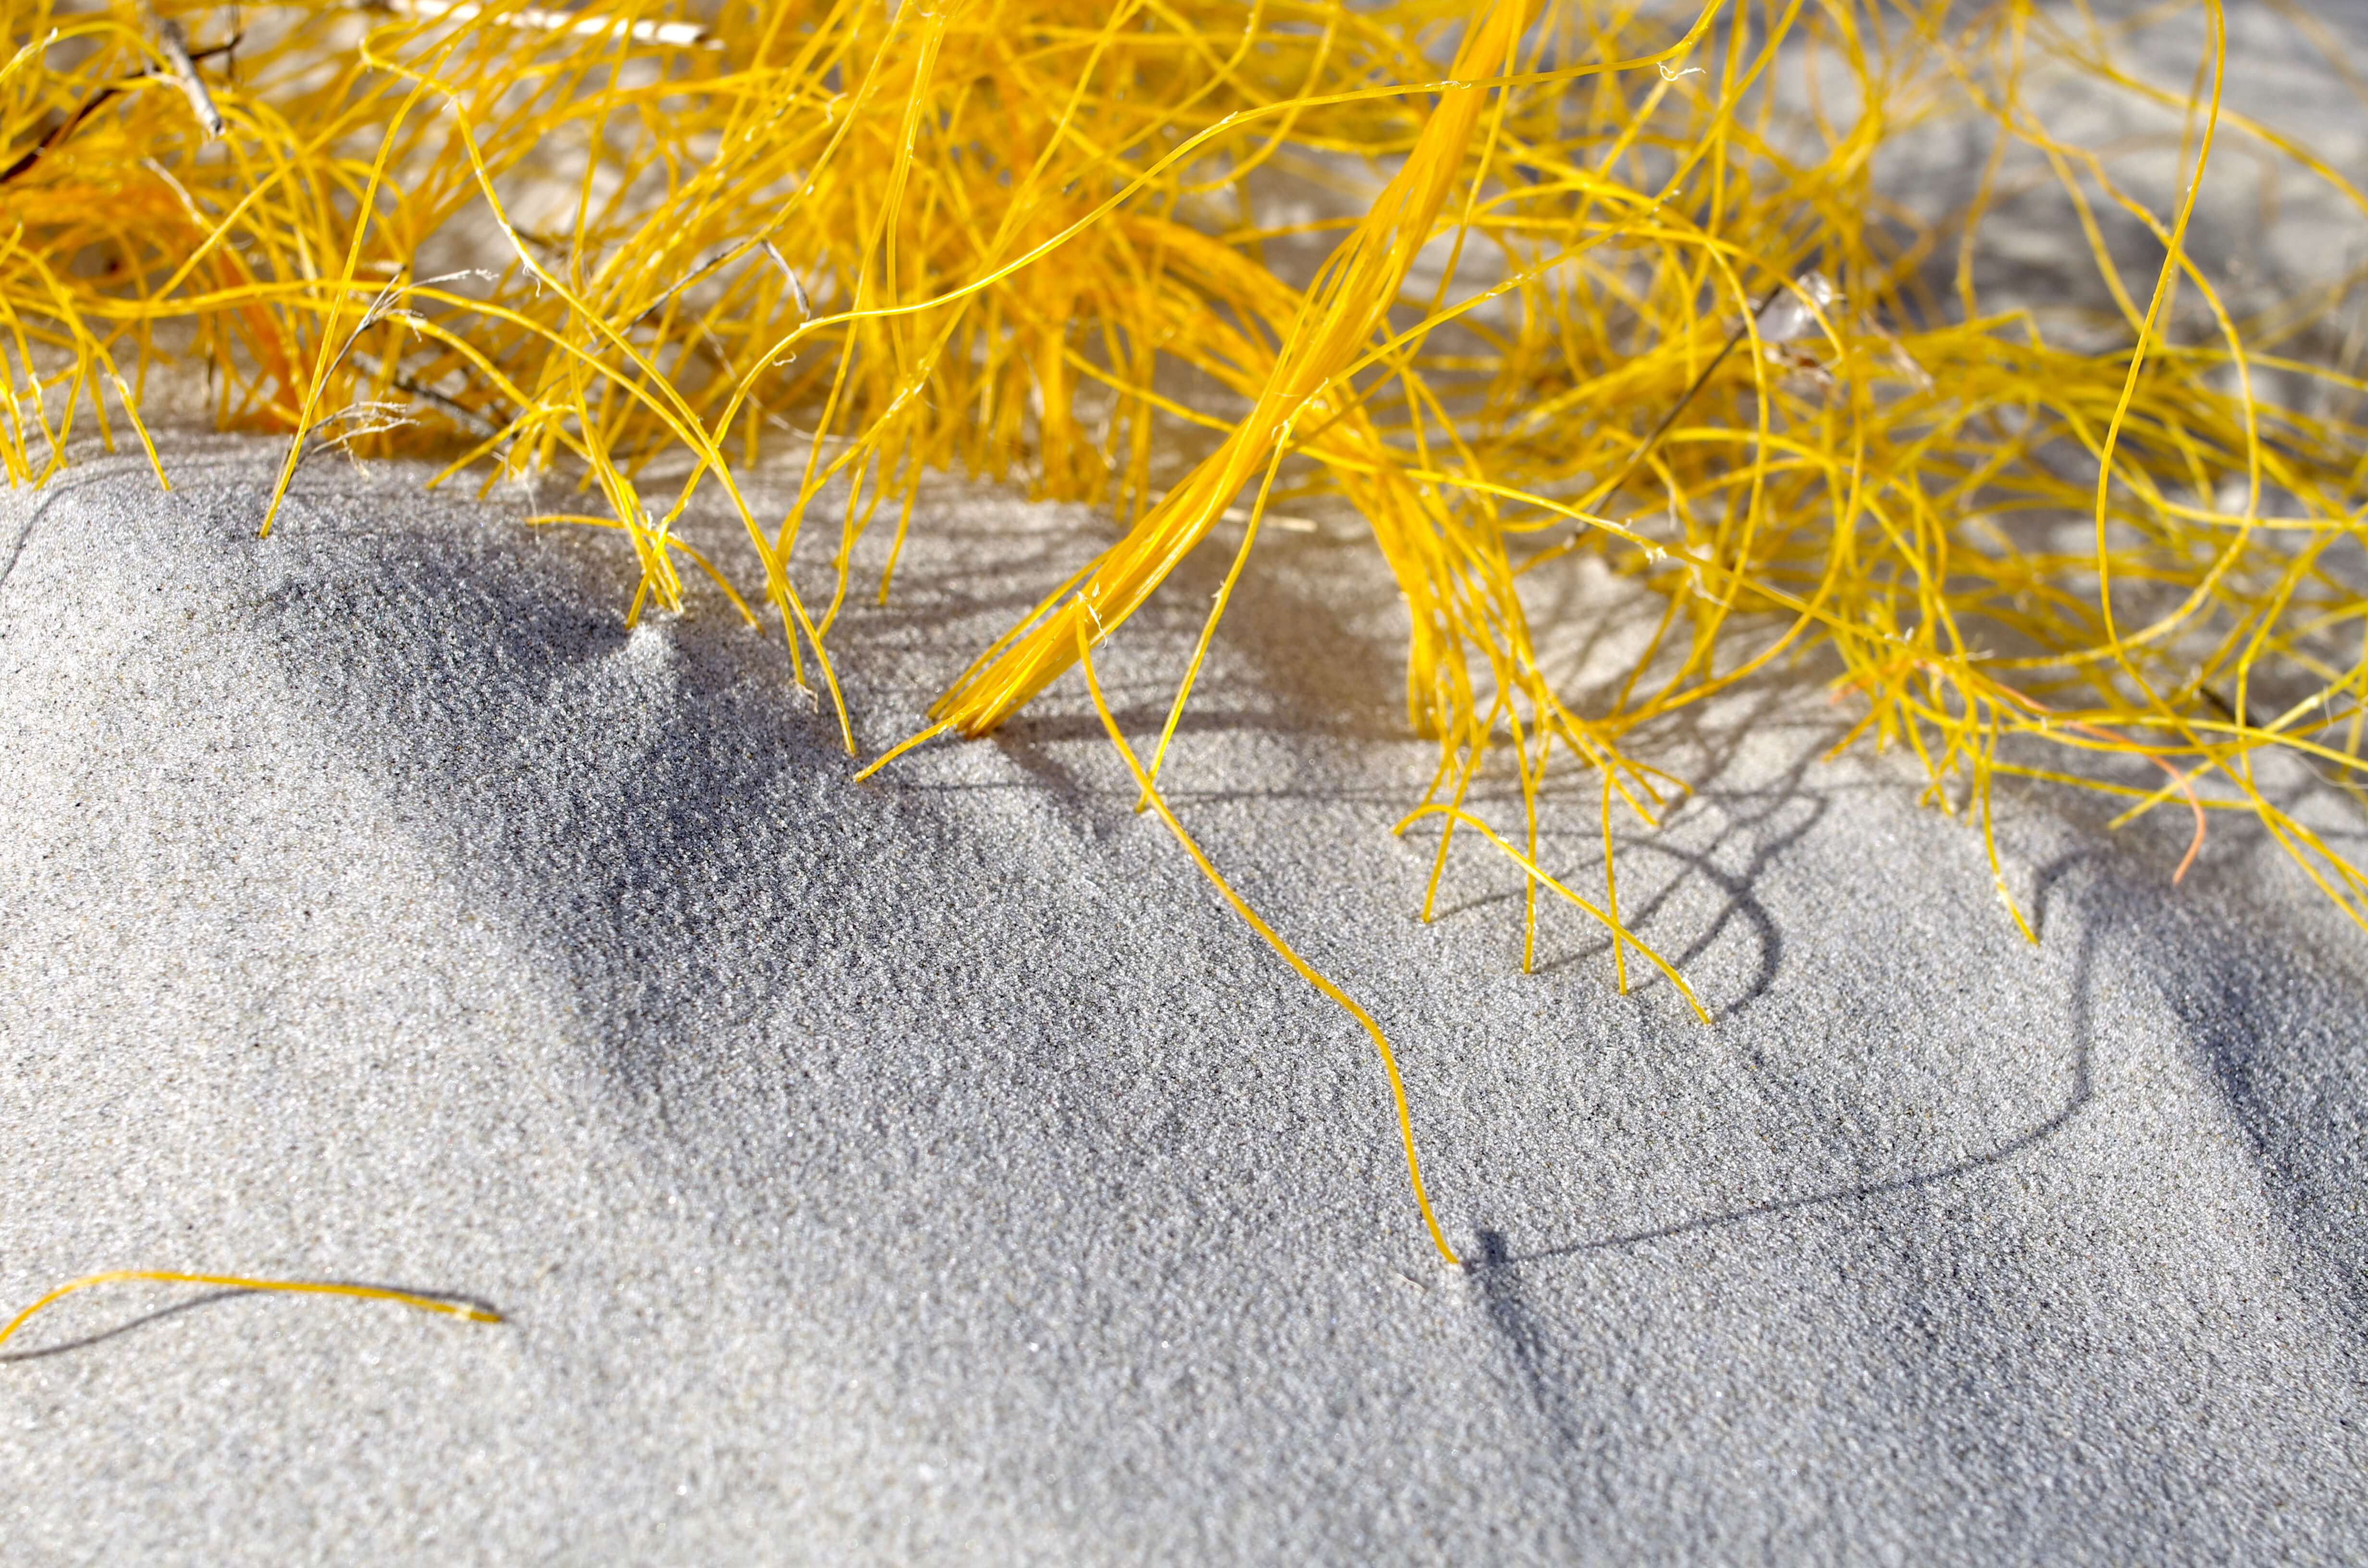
[2,434,2365,1562]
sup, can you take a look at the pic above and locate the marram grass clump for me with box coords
[3,0,2366,1273]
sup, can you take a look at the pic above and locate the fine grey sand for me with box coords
[3,435,2366,1564]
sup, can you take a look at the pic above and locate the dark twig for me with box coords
[1577,283,1787,516]
[0,37,240,187]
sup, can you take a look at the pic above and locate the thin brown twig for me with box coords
[0,37,241,187]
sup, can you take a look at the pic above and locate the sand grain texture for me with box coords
[2,436,2366,1563]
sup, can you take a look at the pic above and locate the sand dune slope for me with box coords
[2,442,2365,1562]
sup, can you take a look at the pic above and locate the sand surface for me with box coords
[7,4,2368,1559]
[3,435,2366,1563]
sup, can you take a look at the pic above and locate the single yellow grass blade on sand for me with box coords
[0,1272,501,1358]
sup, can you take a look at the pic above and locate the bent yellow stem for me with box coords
[1077,624,1463,1268]
[0,1271,502,1355]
